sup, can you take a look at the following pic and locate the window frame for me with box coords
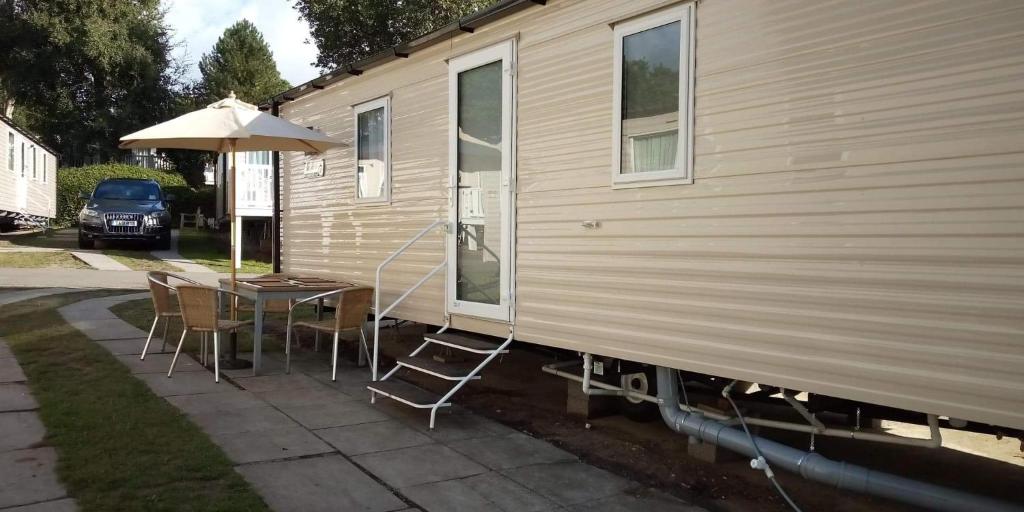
[42,152,47,183]
[7,132,13,172]
[20,141,25,178]
[352,96,392,205]
[611,4,696,188]
[30,145,37,180]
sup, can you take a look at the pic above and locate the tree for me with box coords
[198,20,290,105]
[0,0,179,164]
[294,0,493,71]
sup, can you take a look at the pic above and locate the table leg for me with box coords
[252,298,264,376]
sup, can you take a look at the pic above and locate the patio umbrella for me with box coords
[119,92,345,365]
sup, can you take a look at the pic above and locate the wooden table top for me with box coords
[218,275,355,293]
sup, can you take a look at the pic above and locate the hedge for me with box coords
[56,164,214,227]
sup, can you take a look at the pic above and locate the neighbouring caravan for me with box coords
[0,114,57,229]
[213,151,275,267]
[264,0,1024,439]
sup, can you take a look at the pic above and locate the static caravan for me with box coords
[264,0,1024,446]
[0,114,57,229]
[214,151,275,267]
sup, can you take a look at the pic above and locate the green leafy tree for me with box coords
[198,20,291,105]
[294,0,493,71]
[0,0,179,164]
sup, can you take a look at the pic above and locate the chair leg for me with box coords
[357,328,369,367]
[331,331,340,382]
[141,316,159,361]
[213,331,221,383]
[285,314,293,375]
[161,316,171,353]
[168,329,189,377]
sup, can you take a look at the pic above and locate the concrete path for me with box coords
[58,293,704,512]
[0,288,74,307]
[0,335,78,511]
[68,251,130,271]
[0,269,233,290]
[150,230,215,273]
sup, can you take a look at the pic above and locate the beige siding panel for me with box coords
[515,0,1024,429]
[281,0,1024,430]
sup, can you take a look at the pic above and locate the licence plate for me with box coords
[111,220,137,227]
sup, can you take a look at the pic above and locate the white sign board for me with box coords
[303,158,325,177]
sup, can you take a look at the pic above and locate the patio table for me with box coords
[218,275,355,375]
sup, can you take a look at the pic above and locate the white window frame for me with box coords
[7,132,13,172]
[20,141,25,178]
[611,3,695,188]
[352,96,391,205]
[30,145,37,180]
[42,153,47,183]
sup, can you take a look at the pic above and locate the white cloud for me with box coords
[163,0,319,87]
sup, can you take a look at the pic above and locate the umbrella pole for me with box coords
[222,142,251,369]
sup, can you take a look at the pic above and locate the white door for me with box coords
[447,40,516,322]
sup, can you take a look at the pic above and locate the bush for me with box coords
[56,164,214,227]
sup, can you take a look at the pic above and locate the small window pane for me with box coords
[620,21,680,174]
[356,106,387,200]
[7,133,13,171]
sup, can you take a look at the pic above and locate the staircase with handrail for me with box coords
[368,218,514,429]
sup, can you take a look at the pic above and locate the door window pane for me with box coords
[356,105,387,200]
[456,60,502,305]
[619,21,680,174]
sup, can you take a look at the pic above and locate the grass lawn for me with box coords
[176,230,272,274]
[0,292,270,512]
[104,249,182,272]
[0,229,78,250]
[0,251,90,269]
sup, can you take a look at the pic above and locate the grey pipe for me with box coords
[655,367,1022,512]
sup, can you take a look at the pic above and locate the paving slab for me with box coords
[137,372,229,397]
[315,419,433,456]
[448,432,577,470]
[115,353,202,374]
[237,454,406,512]
[0,341,14,359]
[568,490,703,512]
[189,405,299,435]
[502,461,632,507]
[0,357,27,383]
[0,288,74,307]
[0,383,38,412]
[232,373,325,393]
[278,399,389,430]
[255,385,357,408]
[0,412,46,452]
[165,390,266,415]
[406,409,518,443]
[69,251,131,271]
[95,338,162,356]
[403,471,558,512]
[0,448,67,509]
[3,498,79,512]
[353,443,488,489]
[211,426,334,464]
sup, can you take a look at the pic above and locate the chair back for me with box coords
[334,287,374,331]
[147,271,175,315]
[176,285,219,331]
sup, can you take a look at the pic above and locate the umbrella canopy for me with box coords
[118,92,344,152]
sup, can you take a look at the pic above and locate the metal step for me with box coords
[424,331,510,354]
[367,379,449,409]
[396,355,481,381]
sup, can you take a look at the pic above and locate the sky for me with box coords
[163,0,321,87]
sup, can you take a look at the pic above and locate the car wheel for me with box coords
[78,233,95,250]
[156,234,171,251]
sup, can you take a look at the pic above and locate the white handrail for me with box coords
[373,219,446,381]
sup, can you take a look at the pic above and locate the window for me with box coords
[31,145,37,180]
[20,142,25,178]
[42,154,47,183]
[612,4,695,187]
[7,132,13,172]
[353,96,390,203]
[248,151,271,166]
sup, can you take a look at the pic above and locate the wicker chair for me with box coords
[169,285,253,382]
[141,271,201,361]
[285,287,374,380]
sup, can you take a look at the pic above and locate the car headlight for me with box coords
[81,208,101,219]
[144,212,168,227]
